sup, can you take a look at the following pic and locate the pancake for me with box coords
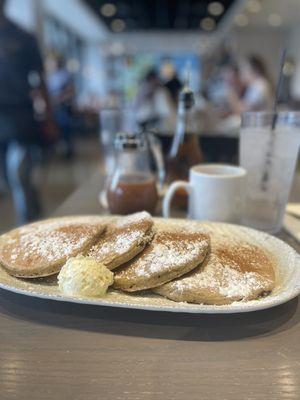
[88,211,154,270]
[0,216,106,278]
[154,241,276,305]
[113,230,210,292]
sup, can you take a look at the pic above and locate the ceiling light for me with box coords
[200,17,216,31]
[110,42,125,56]
[267,13,282,27]
[111,18,126,32]
[234,14,249,27]
[246,0,261,13]
[100,3,117,17]
[207,2,224,16]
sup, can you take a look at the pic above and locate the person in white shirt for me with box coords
[134,69,176,134]
[228,55,273,114]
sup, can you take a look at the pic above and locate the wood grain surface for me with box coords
[0,172,299,400]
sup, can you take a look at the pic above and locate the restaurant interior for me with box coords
[0,0,299,231]
[0,1,300,399]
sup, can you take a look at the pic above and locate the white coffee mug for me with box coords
[163,164,247,222]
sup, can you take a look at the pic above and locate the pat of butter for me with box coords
[58,256,114,297]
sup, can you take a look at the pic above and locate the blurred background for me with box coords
[0,0,299,231]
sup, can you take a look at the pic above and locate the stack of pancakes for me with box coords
[0,212,276,305]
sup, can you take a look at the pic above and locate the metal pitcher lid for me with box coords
[114,132,147,150]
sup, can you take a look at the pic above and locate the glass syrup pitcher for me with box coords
[106,132,159,215]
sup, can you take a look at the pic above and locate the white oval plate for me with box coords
[0,218,299,314]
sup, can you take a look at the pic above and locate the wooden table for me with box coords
[1,173,300,400]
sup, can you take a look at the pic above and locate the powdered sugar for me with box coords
[163,242,275,301]
[115,230,210,286]
[218,268,265,298]
[88,212,154,266]
[0,219,104,269]
[113,211,152,228]
[92,229,142,257]
[134,233,209,278]
[173,258,267,299]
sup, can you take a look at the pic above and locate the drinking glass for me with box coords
[240,111,300,233]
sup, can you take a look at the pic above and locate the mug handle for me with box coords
[163,181,192,218]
